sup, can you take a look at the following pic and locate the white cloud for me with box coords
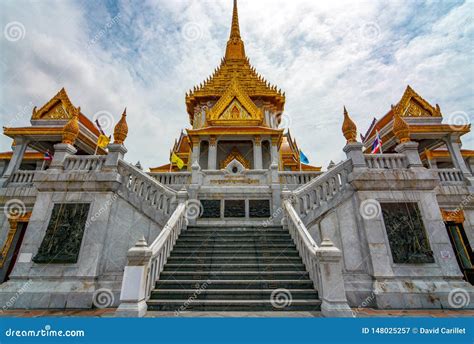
[0,0,472,168]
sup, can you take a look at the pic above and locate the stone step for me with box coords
[169,250,300,257]
[180,233,292,241]
[163,264,306,272]
[150,289,319,301]
[173,243,296,249]
[166,257,303,264]
[177,239,294,245]
[188,226,284,230]
[184,228,288,235]
[147,299,321,312]
[159,271,309,280]
[155,279,314,290]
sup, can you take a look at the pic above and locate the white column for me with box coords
[208,136,217,170]
[444,135,471,176]
[2,137,29,178]
[253,136,263,170]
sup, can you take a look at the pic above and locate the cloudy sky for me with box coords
[1,0,473,169]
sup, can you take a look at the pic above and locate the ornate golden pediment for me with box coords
[32,88,78,120]
[207,78,263,126]
[395,86,441,118]
[220,147,250,169]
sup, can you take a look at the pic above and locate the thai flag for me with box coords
[371,130,383,154]
[44,151,52,161]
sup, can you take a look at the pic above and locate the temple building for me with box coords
[0,0,472,316]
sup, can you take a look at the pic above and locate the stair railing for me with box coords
[292,159,353,217]
[282,192,353,317]
[116,190,187,317]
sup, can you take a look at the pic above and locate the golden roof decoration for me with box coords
[185,0,285,123]
[61,106,80,145]
[394,85,441,118]
[32,87,76,120]
[342,106,358,143]
[393,111,410,143]
[207,77,263,126]
[114,108,128,144]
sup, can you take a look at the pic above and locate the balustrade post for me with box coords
[343,142,366,170]
[116,237,152,317]
[394,141,423,168]
[316,238,353,317]
[0,137,29,186]
[104,144,127,170]
[49,143,77,171]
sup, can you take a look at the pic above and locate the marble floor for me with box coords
[0,308,472,318]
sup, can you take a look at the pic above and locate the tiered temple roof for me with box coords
[185,0,285,125]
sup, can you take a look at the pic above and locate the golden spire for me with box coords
[114,108,128,144]
[62,107,80,145]
[393,111,410,143]
[225,0,246,60]
[342,106,357,143]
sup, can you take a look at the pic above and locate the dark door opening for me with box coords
[1,222,28,283]
[445,222,474,285]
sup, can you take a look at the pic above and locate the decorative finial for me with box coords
[62,107,80,145]
[342,106,357,143]
[225,0,246,60]
[393,112,410,143]
[114,108,128,144]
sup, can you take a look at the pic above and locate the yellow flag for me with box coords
[97,134,110,149]
[171,152,184,170]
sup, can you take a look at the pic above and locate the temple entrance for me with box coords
[0,218,29,283]
[217,141,253,169]
[445,221,474,284]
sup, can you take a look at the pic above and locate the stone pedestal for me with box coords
[343,143,366,170]
[49,143,77,171]
[395,141,423,168]
[115,237,152,317]
[104,144,127,169]
[316,239,354,317]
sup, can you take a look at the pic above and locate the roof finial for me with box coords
[230,0,241,39]
[225,0,246,60]
[342,106,358,144]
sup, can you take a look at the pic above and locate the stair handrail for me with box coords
[293,159,352,196]
[291,159,353,217]
[116,196,187,317]
[282,194,353,317]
